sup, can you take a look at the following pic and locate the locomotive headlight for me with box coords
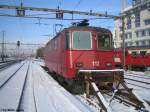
[75,62,83,68]
[106,62,112,67]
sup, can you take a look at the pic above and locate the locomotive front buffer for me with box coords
[78,69,150,112]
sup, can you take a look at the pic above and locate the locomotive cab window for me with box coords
[97,34,111,50]
[73,31,91,50]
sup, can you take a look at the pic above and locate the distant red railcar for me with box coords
[44,26,123,93]
[114,49,150,71]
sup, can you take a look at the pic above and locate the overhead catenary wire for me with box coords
[0,14,113,20]
[74,0,83,9]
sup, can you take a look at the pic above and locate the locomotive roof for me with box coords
[46,26,111,46]
[64,26,111,33]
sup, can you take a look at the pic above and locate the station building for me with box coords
[114,0,150,54]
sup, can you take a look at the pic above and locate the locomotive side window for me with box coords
[65,32,70,49]
[73,31,91,50]
[97,34,111,50]
[140,51,147,58]
[131,51,137,58]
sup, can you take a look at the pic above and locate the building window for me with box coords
[135,22,140,27]
[129,33,132,39]
[120,43,123,47]
[145,19,150,25]
[125,33,132,39]
[129,42,133,46]
[125,34,128,39]
[120,34,123,40]
[125,42,128,47]
[148,40,150,45]
[141,41,146,46]
[147,29,150,36]
[127,17,132,29]
[142,30,146,36]
[119,27,122,31]
[136,41,139,46]
[135,13,140,27]
[135,31,139,37]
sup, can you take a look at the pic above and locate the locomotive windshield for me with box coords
[97,34,112,50]
[73,31,91,50]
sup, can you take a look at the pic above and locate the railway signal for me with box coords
[17,41,20,47]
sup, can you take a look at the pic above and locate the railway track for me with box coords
[125,72,150,90]
[126,72,150,78]
[125,77,150,85]
[0,62,31,112]
[0,63,25,88]
[125,74,150,80]
[126,82,150,90]
[0,60,18,71]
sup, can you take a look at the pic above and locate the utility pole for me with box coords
[1,31,5,62]
[121,0,127,70]
[122,16,126,70]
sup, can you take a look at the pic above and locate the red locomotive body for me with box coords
[44,26,123,93]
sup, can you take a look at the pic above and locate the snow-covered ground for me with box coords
[0,60,95,112]
[31,61,94,112]
[0,59,149,112]
[125,71,150,102]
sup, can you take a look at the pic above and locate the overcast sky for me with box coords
[0,0,132,44]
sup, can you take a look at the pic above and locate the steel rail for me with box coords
[32,65,38,112]
[125,74,150,80]
[17,62,30,111]
[125,77,150,85]
[126,82,150,90]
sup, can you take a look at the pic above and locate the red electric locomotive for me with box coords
[44,24,123,93]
